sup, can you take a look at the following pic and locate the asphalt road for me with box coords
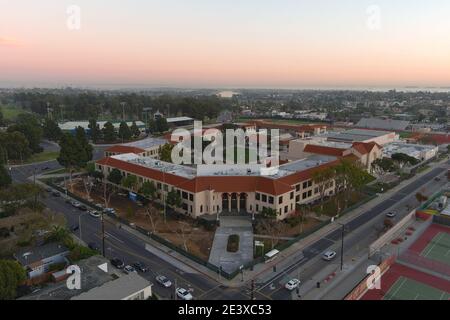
[9,153,449,300]
[253,166,448,300]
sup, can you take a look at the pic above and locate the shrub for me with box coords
[227,234,240,253]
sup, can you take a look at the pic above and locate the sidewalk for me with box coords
[35,157,448,288]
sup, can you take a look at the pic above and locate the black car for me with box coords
[79,205,88,211]
[52,191,61,197]
[71,224,79,232]
[132,262,149,273]
[110,258,125,269]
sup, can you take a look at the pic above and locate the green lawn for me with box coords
[0,105,27,120]
[24,151,59,164]
[384,277,450,300]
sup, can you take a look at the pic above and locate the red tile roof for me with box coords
[105,145,146,154]
[96,156,344,196]
[351,142,381,155]
[303,144,346,157]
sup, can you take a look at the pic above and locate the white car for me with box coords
[322,251,337,261]
[123,265,137,274]
[285,279,301,291]
[386,212,396,218]
[89,210,101,218]
[176,288,193,301]
[155,275,172,288]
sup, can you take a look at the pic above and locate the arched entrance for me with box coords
[230,193,238,211]
[239,193,247,212]
[222,193,229,211]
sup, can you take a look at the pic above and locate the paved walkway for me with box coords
[208,216,254,274]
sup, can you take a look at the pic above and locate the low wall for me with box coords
[369,210,416,257]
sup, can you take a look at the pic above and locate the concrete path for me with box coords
[208,216,254,274]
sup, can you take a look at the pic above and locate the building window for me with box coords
[284,206,288,213]
[302,181,308,189]
[302,192,307,199]
[182,192,188,200]
[189,194,194,202]
[262,194,267,202]
[200,205,203,213]
[308,190,312,197]
[269,196,274,204]
[290,192,294,200]
[256,204,259,212]
[256,193,260,201]
[157,183,162,190]
[296,184,300,192]
[296,195,300,202]
[278,196,283,204]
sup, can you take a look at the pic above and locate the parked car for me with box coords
[110,258,125,269]
[103,208,116,215]
[71,201,81,208]
[176,288,193,300]
[322,251,337,261]
[386,212,396,218]
[71,224,79,232]
[41,166,50,171]
[123,265,137,274]
[78,205,88,211]
[89,210,101,218]
[132,262,149,273]
[52,191,61,197]
[285,279,301,291]
[155,275,172,288]
[435,177,441,182]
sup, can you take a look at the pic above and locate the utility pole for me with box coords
[33,167,37,209]
[120,102,126,121]
[101,212,106,257]
[338,223,346,271]
[250,280,255,300]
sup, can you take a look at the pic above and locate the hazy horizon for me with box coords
[2,0,450,89]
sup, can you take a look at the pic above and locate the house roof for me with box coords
[351,142,381,155]
[105,145,146,154]
[71,273,152,300]
[97,154,340,196]
[14,243,69,266]
[304,144,346,157]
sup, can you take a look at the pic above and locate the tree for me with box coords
[0,165,11,189]
[130,121,141,138]
[0,109,3,126]
[0,131,31,162]
[155,117,169,133]
[312,167,335,211]
[415,192,428,204]
[7,113,43,153]
[261,207,277,219]
[107,168,123,185]
[102,121,117,143]
[0,260,27,300]
[391,153,419,168]
[148,119,157,134]
[118,121,132,141]
[159,143,174,162]
[167,190,182,209]
[371,158,395,175]
[122,174,138,191]
[88,119,102,143]
[43,118,62,141]
[139,181,157,200]
[57,133,90,186]
[75,126,93,161]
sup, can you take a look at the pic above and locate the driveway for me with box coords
[208,216,254,274]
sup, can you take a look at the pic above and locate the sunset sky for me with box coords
[1,0,450,88]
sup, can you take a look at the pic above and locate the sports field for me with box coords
[421,232,450,265]
[384,277,450,300]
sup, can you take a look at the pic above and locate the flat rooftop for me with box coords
[111,153,337,179]
[15,242,69,266]
[383,142,438,159]
[19,256,116,300]
[122,137,166,149]
[71,272,151,300]
[326,129,393,142]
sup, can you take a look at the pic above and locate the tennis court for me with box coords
[384,277,450,300]
[421,232,450,265]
